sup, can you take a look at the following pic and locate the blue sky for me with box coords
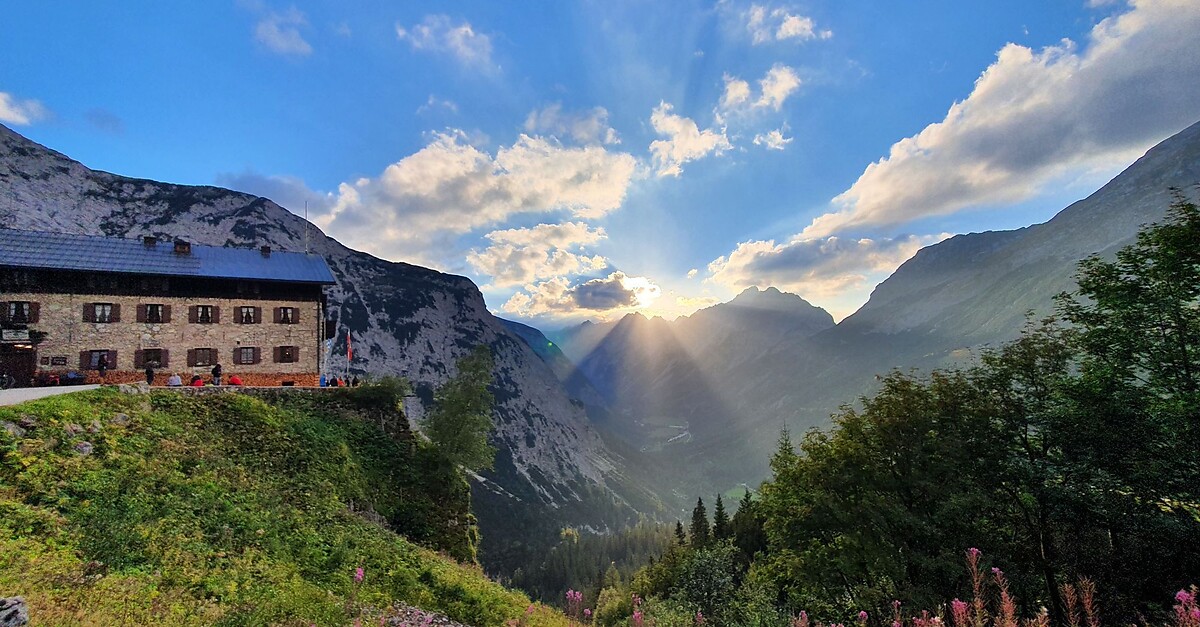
[3,0,1199,325]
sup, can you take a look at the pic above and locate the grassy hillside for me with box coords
[0,386,569,627]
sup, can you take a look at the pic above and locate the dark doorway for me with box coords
[0,344,36,388]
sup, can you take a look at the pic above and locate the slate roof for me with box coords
[0,229,336,285]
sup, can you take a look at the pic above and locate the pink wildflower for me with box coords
[950,599,969,627]
[858,610,869,624]
[354,566,364,583]
[793,610,810,627]
[696,611,706,625]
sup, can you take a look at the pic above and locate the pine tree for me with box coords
[690,497,710,548]
[674,519,687,545]
[712,494,732,540]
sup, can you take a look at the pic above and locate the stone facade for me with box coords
[4,291,325,385]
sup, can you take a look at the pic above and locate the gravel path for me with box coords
[0,385,100,406]
[383,605,475,627]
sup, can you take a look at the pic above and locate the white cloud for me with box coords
[805,0,1200,238]
[707,234,946,301]
[687,268,699,279]
[502,271,662,317]
[756,64,802,111]
[315,131,637,265]
[466,222,608,287]
[0,92,48,126]
[255,8,313,56]
[720,74,752,110]
[747,4,832,44]
[753,128,793,150]
[396,15,494,69]
[416,95,459,115]
[524,104,621,145]
[649,102,732,177]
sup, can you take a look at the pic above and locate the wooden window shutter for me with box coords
[272,307,281,323]
[136,304,147,323]
[134,350,144,368]
[0,303,7,323]
[107,350,118,368]
[273,346,282,363]
[79,351,90,369]
[110,304,121,323]
[28,302,39,324]
[188,306,198,323]
[253,306,262,324]
[211,306,220,324]
[291,307,300,324]
[292,346,300,362]
[159,349,169,368]
[83,303,95,322]
[161,305,172,323]
[187,349,197,367]
[253,347,262,364]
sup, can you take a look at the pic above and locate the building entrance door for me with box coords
[0,344,36,388]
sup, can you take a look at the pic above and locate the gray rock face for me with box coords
[74,441,94,456]
[0,123,650,570]
[0,422,24,439]
[0,597,29,627]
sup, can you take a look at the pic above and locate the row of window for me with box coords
[81,346,301,370]
[0,301,300,325]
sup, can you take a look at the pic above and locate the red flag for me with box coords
[346,331,352,362]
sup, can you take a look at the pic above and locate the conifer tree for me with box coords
[712,494,732,540]
[674,519,687,545]
[690,497,710,548]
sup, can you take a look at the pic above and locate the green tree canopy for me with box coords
[424,345,497,471]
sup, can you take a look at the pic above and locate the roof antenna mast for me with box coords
[304,200,309,254]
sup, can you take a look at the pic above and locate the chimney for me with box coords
[260,245,272,257]
[142,236,157,247]
[173,240,191,255]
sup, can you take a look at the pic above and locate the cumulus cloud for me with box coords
[255,7,313,56]
[707,234,946,300]
[718,65,802,118]
[315,131,637,264]
[502,271,662,317]
[416,95,459,115]
[805,0,1200,238]
[753,128,793,150]
[0,92,48,126]
[396,15,494,69]
[747,4,832,44]
[756,64,802,111]
[649,102,732,177]
[466,222,608,287]
[524,104,620,145]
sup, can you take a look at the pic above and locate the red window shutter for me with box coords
[134,350,144,368]
[253,306,262,324]
[136,304,146,323]
[162,305,172,323]
[83,303,95,323]
[110,304,121,323]
[160,349,170,368]
[107,350,118,368]
[80,351,90,369]
[211,306,220,324]
[188,306,198,323]
[28,302,39,324]
[187,349,197,367]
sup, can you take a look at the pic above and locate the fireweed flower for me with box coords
[858,610,869,624]
[354,566,364,583]
[951,599,969,627]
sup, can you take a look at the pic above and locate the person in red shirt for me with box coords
[190,375,205,387]
[228,374,244,386]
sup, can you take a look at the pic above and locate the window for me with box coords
[142,349,163,367]
[7,301,30,323]
[146,304,164,323]
[236,347,258,365]
[88,350,110,369]
[197,305,214,324]
[191,348,215,367]
[93,303,115,323]
[238,306,258,324]
[275,345,298,363]
[277,307,297,324]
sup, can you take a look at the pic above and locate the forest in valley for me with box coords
[513,195,1200,626]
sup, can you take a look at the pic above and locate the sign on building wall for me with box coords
[1,329,30,342]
